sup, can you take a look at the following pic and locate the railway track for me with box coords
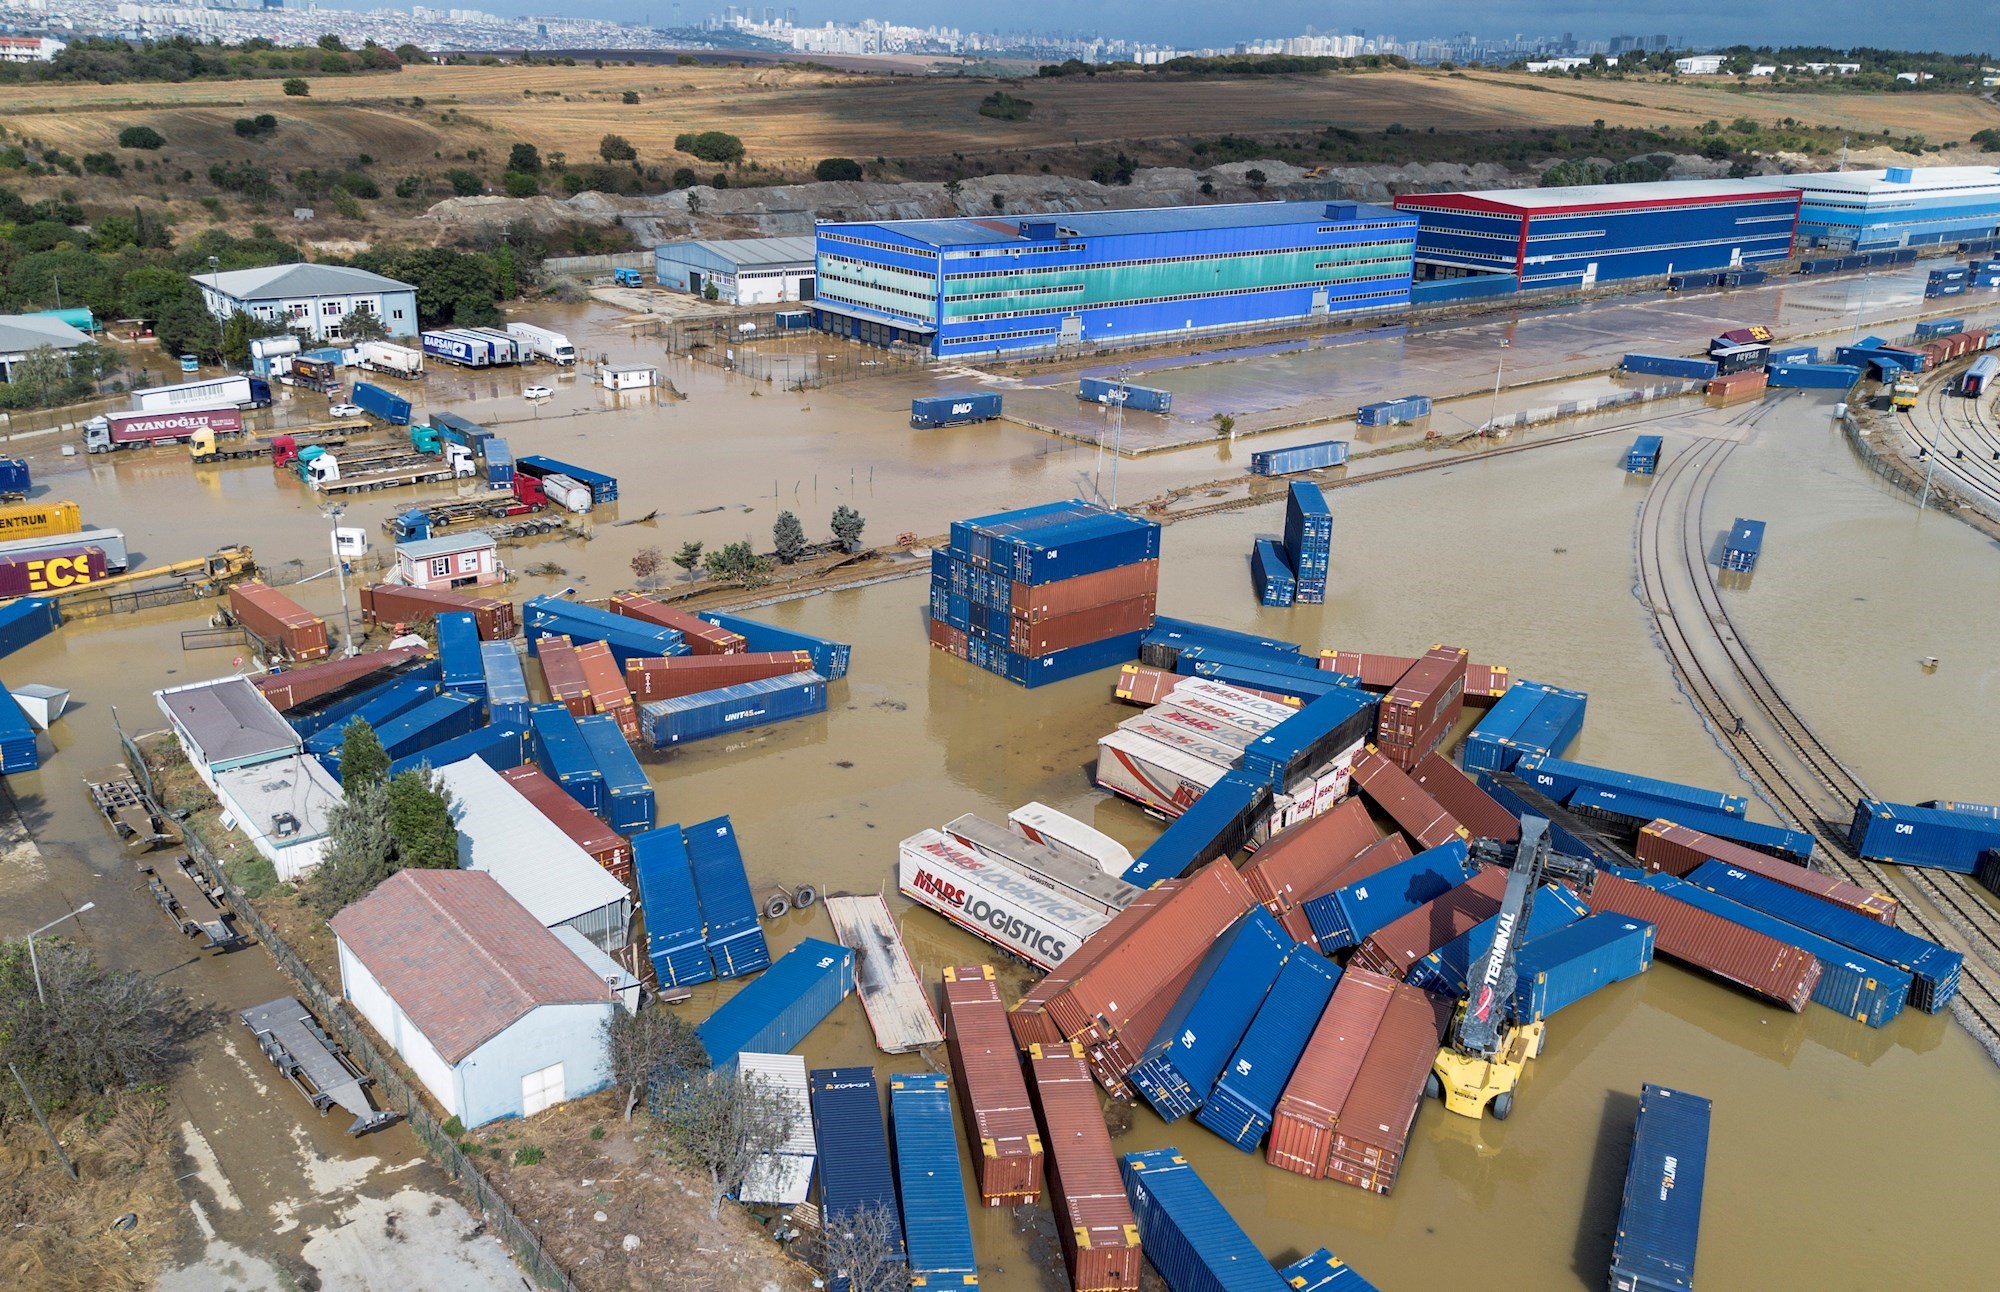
[1897,360,2000,514]
[1636,438,2000,1059]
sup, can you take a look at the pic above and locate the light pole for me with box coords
[27,902,95,1007]
[1488,337,1511,431]
[323,504,354,655]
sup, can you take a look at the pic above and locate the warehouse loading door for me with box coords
[1060,316,1083,343]
[522,1062,565,1116]
[1311,289,1330,314]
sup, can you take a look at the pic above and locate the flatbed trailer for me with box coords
[142,851,249,952]
[383,496,542,534]
[241,997,399,1135]
[84,764,177,849]
[822,894,944,1053]
[315,461,457,495]
[190,426,355,464]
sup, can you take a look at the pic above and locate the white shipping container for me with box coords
[898,830,1107,971]
[736,1052,815,1204]
[1115,715,1245,772]
[598,366,657,390]
[541,473,594,513]
[1144,703,1263,749]
[1095,729,1231,817]
[1008,801,1135,878]
[943,814,1140,917]
[1167,677,1300,729]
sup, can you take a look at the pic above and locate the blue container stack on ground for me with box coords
[1129,911,1296,1121]
[1278,1249,1380,1291]
[1609,1084,1710,1292]
[889,1072,980,1290]
[307,677,444,775]
[386,723,527,779]
[0,690,37,772]
[1120,1149,1292,1292]
[1302,838,1472,953]
[808,1067,905,1291]
[1196,951,1341,1152]
[435,612,485,697]
[528,702,606,814]
[1850,798,2000,872]
[1514,755,1748,818]
[479,641,529,727]
[1405,883,1589,998]
[1511,913,1655,1022]
[1249,439,1348,477]
[1624,434,1664,474]
[684,815,771,977]
[524,596,684,666]
[638,672,830,747]
[695,939,853,1065]
[1282,481,1332,604]
[1461,681,1587,773]
[632,826,714,988]
[576,712,655,833]
[1722,519,1765,572]
[1355,394,1431,426]
[1250,538,1296,608]
[0,597,60,660]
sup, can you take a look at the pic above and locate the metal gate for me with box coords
[180,626,250,652]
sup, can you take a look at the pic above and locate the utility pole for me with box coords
[9,1064,75,1180]
[1488,337,1511,430]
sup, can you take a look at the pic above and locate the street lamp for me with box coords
[27,902,95,1007]
[322,504,355,655]
[1488,336,1511,431]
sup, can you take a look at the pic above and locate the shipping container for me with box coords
[1404,882,1589,998]
[435,612,485,697]
[1621,353,1718,380]
[258,644,428,714]
[942,965,1043,1206]
[979,510,1163,588]
[1120,771,1270,887]
[304,676,441,766]
[1008,801,1136,878]
[1710,343,1770,375]
[1178,659,1350,708]
[228,581,330,661]
[889,1072,980,1288]
[1095,728,1233,818]
[1241,797,1383,940]
[737,1052,816,1206]
[1410,753,1520,844]
[632,826,713,987]
[1195,950,1341,1152]
[576,713,653,833]
[1349,866,1509,978]
[480,641,530,727]
[516,455,618,504]
[1301,839,1472,954]
[624,650,814,701]
[350,381,412,425]
[502,765,632,883]
[0,543,104,599]
[1004,596,1158,657]
[695,610,850,679]
[359,583,515,640]
[1461,682,1587,773]
[1609,1084,1710,1292]
[0,684,39,772]
[1511,914,1654,1022]
[1277,1249,1378,1292]
[0,596,60,660]
[807,1066,907,1292]
[1288,970,1447,1193]
[1913,318,1964,341]
[525,596,683,666]
[1128,911,1295,1121]
[944,815,1140,917]
[685,815,771,978]
[954,558,1162,625]
[1764,344,1819,366]
[950,500,1100,564]
[1763,362,1862,390]
[1249,439,1350,477]
[386,722,527,780]
[1636,820,1897,924]
[1089,958,1208,1098]
[1252,539,1296,608]
[1267,968,1392,1180]
[610,592,747,653]
[367,693,483,768]
[1142,618,1302,670]
[528,702,605,815]
[900,829,1109,971]
[1011,883,1183,1051]
[911,392,1004,428]
[1027,1042,1143,1292]
[1564,788,1815,862]
[1350,747,1466,851]
[1240,687,1378,790]
[1374,646,1467,770]
[1283,482,1332,571]
[1080,377,1173,413]
[638,671,829,747]
[1624,435,1664,474]
[1721,518,1765,572]
[1478,772,1643,871]
[1587,872,1818,1010]
[1119,1150,1286,1292]
[1516,755,1746,819]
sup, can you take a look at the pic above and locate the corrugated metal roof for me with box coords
[329,869,612,1064]
[432,756,630,931]
[395,532,497,561]
[1399,179,1794,213]
[155,676,302,765]
[0,314,91,354]
[656,235,818,268]
[1777,165,2000,196]
[204,263,415,301]
[827,200,1410,249]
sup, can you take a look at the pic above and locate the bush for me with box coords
[233,114,277,139]
[503,170,539,197]
[977,91,1034,121]
[283,78,310,97]
[337,170,379,198]
[118,125,166,150]
[672,130,744,164]
[671,166,697,189]
[507,142,541,173]
[514,1145,544,1165]
[814,157,863,182]
[394,173,423,199]
[446,168,482,196]
[621,90,640,104]
[599,133,637,162]
[82,151,122,176]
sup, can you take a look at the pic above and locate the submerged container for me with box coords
[696,610,850,679]
[1512,914,1655,1022]
[942,965,1042,1207]
[0,680,37,771]
[1239,686,1378,790]
[1721,518,1765,572]
[1624,434,1664,474]
[624,650,814,701]
[1239,797,1383,941]
[528,702,605,815]
[1314,972,1450,1194]
[1609,1084,1710,1292]
[696,939,852,1065]
[1621,353,1718,380]
[1636,820,1898,925]
[1128,910,1295,1122]
[685,814,771,978]
[911,392,1003,428]
[435,612,485,697]
[1278,1249,1378,1291]
[1461,681,1588,773]
[1515,754,1747,819]
[362,583,515,641]
[1587,872,1819,1011]
[1250,439,1349,476]
[638,672,828,747]
[889,1073,980,1289]
[1251,538,1296,608]
[1849,798,2000,872]
[229,581,330,661]
[901,830,1109,971]
[577,712,655,834]
[1080,376,1173,413]
[808,1067,906,1291]
[1195,951,1341,1153]
[1027,1042,1143,1292]
[501,765,631,884]
[524,595,683,666]
[1119,772,1269,888]
[632,826,713,988]
[610,592,746,654]
[1119,1149,1288,1292]
[0,597,61,659]
[1350,867,1509,979]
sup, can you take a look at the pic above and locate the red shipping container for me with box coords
[1351,867,1510,978]
[608,592,745,654]
[1011,883,1182,1051]
[1351,747,1467,851]
[929,617,970,661]
[1589,872,1819,1011]
[1636,819,1898,925]
[1027,1041,1143,1292]
[573,639,638,739]
[1377,646,1467,745]
[1009,560,1160,623]
[1242,797,1382,941]
[1320,649,1509,703]
[1008,594,1157,657]
[1411,752,1521,844]
[1322,979,1452,1194]
[1086,956,1203,1099]
[942,965,1043,1206]
[1113,663,1179,706]
[359,582,515,640]
[1312,834,1415,900]
[500,765,632,884]
[1268,968,1394,1179]
[535,635,592,717]
[255,644,427,712]
[624,650,816,701]
[228,581,329,661]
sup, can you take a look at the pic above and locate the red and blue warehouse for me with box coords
[1393,179,1801,290]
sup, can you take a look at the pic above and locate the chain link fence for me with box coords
[1841,409,1952,511]
[119,731,579,1292]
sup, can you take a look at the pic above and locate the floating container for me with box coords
[695,610,850,679]
[573,640,637,739]
[501,765,632,883]
[610,593,746,654]
[1080,376,1173,413]
[1849,798,2000,872]
[366,692,485,765]
[1404,882,1589,998]
[1765,362,1861,390]
[1609,1085,1710,1292]
[478,641,529,727]
[1008,800,1137,879]
[1349,747,1466,852]
[524,596,683,666]
[685,815,771,978]
[528,702,605,815]
[899,829,1109,971]
[1094,728,1233,819]
[637,671,829,747]
[1267,968,1395,1180]
[386,722,526,780]
[576,713,654,834]
[1195,950,1341,1153]
[1461,681,1587,773]
[296,672,439,745]
[1128,911,1295,1122]
[229,581,329,661]
[911,392,1003,428]
[1621,353,1718,380]
[435,612,485,697]
[1587,872,1818,1011]
[890,1072,980,1289]
[1241,797,1383,941]
[1027,1042,1143,1292]
[0,596,61,661]
[942,965,1043,1207]
[1250,539,1296,608]
[1119,1150,1286,1292]
[1624,435,1664,474]
[1350,867,1508,979]
[1682,862,1959,1012]
[361,583,515,640]
[1410,752,1521,844]
[1515,755,1746,819]
[632,826,712,988]
[736,1052,816,1206]
[1302,839,1471,954]
[624,650,815,701]
[1239,687,1378,790]
[1355,394,1432,426]
[1278,1249,1378,1292]
[1142,618,1302,669]
[696,938,854,1065]
[1512,914,1654,1022]
[1636,820,1897,925]
[1250,439,1349,477]
[807,1066,907,1290]
[1119,771,1269,887]
[944,815,1140,918]
[1721,518,1765,572]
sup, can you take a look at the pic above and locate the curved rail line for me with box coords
[1898,362,2000,513]
[1636,438,2000,1058]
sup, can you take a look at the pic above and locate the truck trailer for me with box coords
[354,340,424,377]
[504,322,577,366]
[84,406,243,453]
[421,329,509,368]
[128,375,272,414]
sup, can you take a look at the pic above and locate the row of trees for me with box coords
[632,508,868,590]
[0,35,411,85]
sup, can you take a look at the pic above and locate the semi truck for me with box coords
[422,329,515,368]
[129,375,272,414]
[350,381,414,425]
[516,455,617,504]
[355,340,424,377]
[188,427,349,465]
[85,406,242,453]
[505,322,577,366]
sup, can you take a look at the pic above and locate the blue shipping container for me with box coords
[0,597,59,660]
[1283,482,1332,576]
[1195,952,1341,1152]
[1144,618,1301,663]
[1251,539,1295,608]
[1249,440,1349,476]
[290,665,440,740]
[991,511,1162,587]
[1682,861,1961,1013]
[1079,376,1173,413]
[480,641,530,727]
[577,712,655,834]
[808,1066,906,1287]
[1512,913,1654,1022]
[1622,354,1718,380]
[695,610,850,679]
[639,671,828,746]
[0,687,38,773]
[350,381,412,425]
[1120,771,1270,888]
[1302,839,1471,953]
[1722,518,1765,572]
[483,436,515,489]
[697,939,853,1065]
[436,612,485,697]
[911,392,1003,428]
[631,826,714,988]
[1129,911,1295,1122]
[889,1072,980,1288]
[0,458,33,497]
[1850,798,2000,872]
[1764,344,1818,366]
[1765,363,1861,390]
[1461,682,1587,773]
[1610,1084,1710,1292]
[1913,319,1964,340]
[1239,686,1377,789]
[1277,1249,1379,1292]
[1405,883,1589,998]
[528,702,606,814]
[1562,787,1815,862]
[386,722,527,780]
[975,630,1143,690]
[517,455,617,503]
[685,814,772,978]
[1120,1149,1290,1292]
[1625,435,1663,474]
[524,596,684,666]
[305,676,442,762]
[1515,754,1748,819]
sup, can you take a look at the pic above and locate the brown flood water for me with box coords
[6,303,2000,1289]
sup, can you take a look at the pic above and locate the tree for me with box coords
[386,767,458,870]
[395,43,427,65]
[672,130,744,164]
[318,33,348,51]
[605,1006,706,1121]
[814,157,863,182]
[0,938,201,1117]
[942,177,964,205]
[702,540,769,584]
[306,775,394,917]
[671,166,698,189]
[1245,167,1267,189]
[283,78,310,97]
[446,168,483,196]
[630,545,664,584]
[507,142,542,173]
[118,125,165,150]
[830,505,865,553]
[503,171,539,197]
[672,541,704,583]
[599,133,638,162]
[650,1064,794,1220]
[153,293,222,362]
[815,1203,913,1292]
[342,307,389,343]
[772,510,807,564]
[220,309,286,367]
[339,719,390,790]
[621,90,640,104]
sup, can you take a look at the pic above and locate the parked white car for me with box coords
[522,385,554,400]
[328,403,363,418]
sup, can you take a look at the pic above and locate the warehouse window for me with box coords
[944,282,1087,303]
[941,237,1413,280]
[820,231,933,257]
[953,274,1409,323]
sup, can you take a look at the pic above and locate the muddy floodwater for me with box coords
[6,298,2000,1289]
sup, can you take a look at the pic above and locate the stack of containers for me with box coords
[1127,911,1296,1121]
[696,609,849,679]
[888,1073,980,1290]
[685,815,771,977]
[1374,646,1467,770]
[1195,951,1342,1152]
[535,636,592,717]
[931,500,1162,688]
[573,640,638,740]
[625,651,816,702]
[524,595,686,666]
[1283,482,1332,605]
[1460,681,1588,773]
[632,826,712,987]
[941,965,1042,1207]
[1251,538,1297,608]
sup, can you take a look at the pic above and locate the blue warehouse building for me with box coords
[1394,179,1800,290]
[1776,165,2000,251]
[810,201,1416,358]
